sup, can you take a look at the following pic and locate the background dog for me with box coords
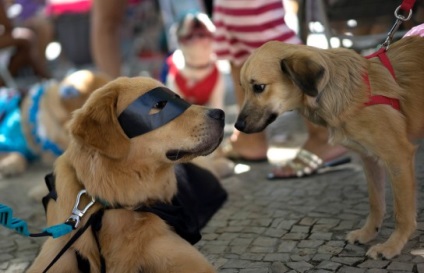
[27,77,226,272]
[0,70,110,178]
[163,12,225,109]
[235,36,424,259]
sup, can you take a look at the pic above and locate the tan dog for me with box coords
[0,70,110,177]
[235,35,424,259]
[27,77,223,273]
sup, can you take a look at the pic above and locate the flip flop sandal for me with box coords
[267,149,352,180]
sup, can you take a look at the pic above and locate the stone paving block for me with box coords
[201,244,227,254]
[337,266,367,273]
[309,232,333,240]
[298,240,325,248]
[263,253,290,262]
[365,269,388,273]
[3,262,30,273]
[292,225,311,233]
[311,224,338,232]
[273,219,297,230]
[227,246,248,255]
[306,269,334,273]
[240,268,270,273]
[299,217,317,226]
[339,244,367,257]
[290,254,313,262]
[331,256,365,266]
[286,261,314,273]
[334,220,357,231]
[250,246,276,253]
[270,262,290,273]
[317,244,344,255]
[264,228,288,238]
[0,254,13,263]
[230,238,254,246]
[0,262,9,270]
[316,260,342,271]
[312,253,333,262]
[357,260,389,269]
[277,240,298,253]
[242,227,266,234]
[220,270,238,273]
[252,237,279,247]
[282,232,309,240]
[417,263,424,273]
[386,261,415,272]
[240,253,264,261]
[222,259,254,269]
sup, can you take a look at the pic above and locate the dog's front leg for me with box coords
[366,140,417,259]
[26,237,79,273]
[346,155,386,245]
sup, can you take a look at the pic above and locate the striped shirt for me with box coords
[213,0,301,65]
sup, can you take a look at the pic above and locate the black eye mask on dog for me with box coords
[118,87,191,138]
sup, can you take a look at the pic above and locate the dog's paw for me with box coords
[346,228,378,245]
[366,242,401,260]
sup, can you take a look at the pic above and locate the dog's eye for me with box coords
[149,100,167,115]
[153,101,167,109]
[252,84,266,93]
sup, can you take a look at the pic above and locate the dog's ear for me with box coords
[280,57,325,97]
[69,87,130,159]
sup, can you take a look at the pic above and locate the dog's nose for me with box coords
[207,109,225,121]
[234,119,246,131]
[207,109,225,127]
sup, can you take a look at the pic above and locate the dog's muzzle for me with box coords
[118,87,191,138]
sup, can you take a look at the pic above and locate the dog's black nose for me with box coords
[234,119,246,131]
[207,109,225,121]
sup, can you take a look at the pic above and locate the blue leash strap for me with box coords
[0,203,73,238]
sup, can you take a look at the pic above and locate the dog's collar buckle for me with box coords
[66,190,96,229]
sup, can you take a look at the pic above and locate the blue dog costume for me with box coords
[0,82,66,162]
[0,87,37,160]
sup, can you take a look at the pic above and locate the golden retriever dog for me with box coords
[235,35,424,259]
[27,77,226,273]
[0,70,110,177]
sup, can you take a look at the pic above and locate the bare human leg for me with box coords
[90,0,127,79]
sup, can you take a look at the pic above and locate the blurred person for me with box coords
[90,0,127,78]
[213,0,349,179]
[0,0,50,85]
[9,0,54,69]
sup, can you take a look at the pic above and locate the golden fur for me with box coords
[236,36,424,259]
[27,77,222,273]
[0,70,110,177]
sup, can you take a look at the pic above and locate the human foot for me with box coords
[218,130,268,162]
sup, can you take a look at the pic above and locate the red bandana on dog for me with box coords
[166,56,219,105]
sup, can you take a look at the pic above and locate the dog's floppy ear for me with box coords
[280,56,325,97]
[69,86,130,159]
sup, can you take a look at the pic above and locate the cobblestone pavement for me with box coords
[2,93,424,273]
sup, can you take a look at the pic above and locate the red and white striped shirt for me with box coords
[213,0,301,65]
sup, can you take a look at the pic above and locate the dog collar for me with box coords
[118,87,191,138]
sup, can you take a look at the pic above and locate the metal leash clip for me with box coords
[381,5,413,49]
[66,190,96,229]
